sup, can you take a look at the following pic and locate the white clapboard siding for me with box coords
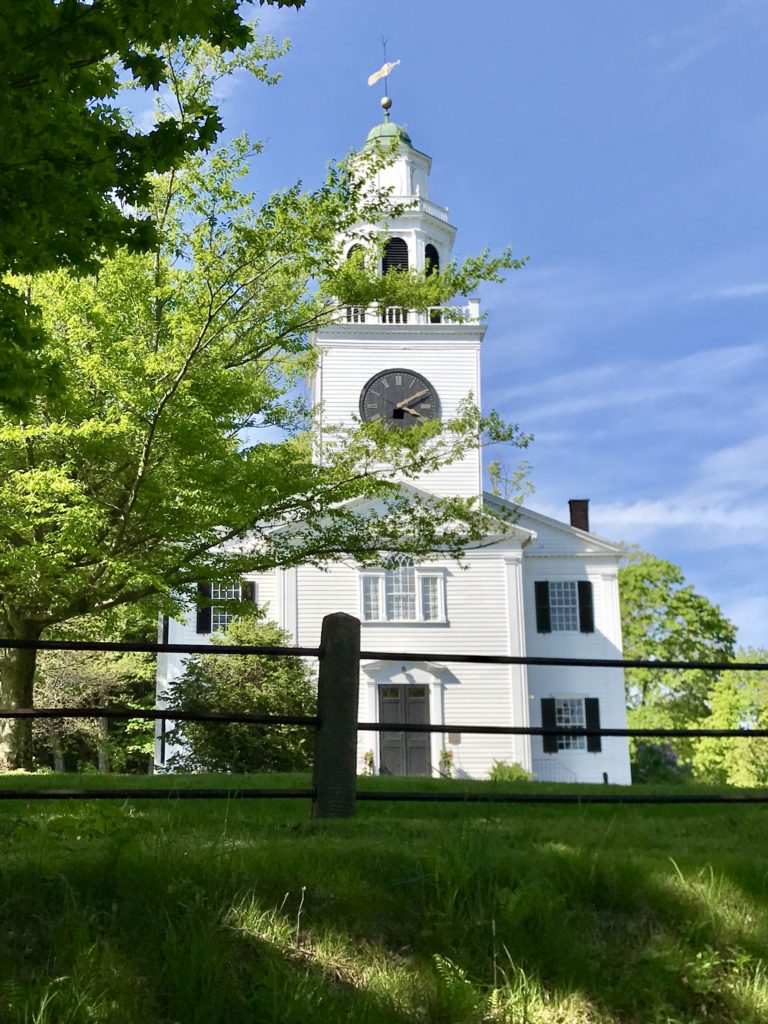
[314,333,484,500]
[522,554,631,784]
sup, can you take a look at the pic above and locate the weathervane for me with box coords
[367,36,399,120]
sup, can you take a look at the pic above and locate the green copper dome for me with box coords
[365,120,413,148]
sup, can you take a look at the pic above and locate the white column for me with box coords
[504,550,531,772]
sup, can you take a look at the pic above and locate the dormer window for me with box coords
[383,236,408,273]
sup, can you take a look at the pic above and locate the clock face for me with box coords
[359,368,440,427]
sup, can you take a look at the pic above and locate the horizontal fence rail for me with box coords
[0,788,316,802]
[2,613,768,814]
[1,637,766,672]
[0,707,766,740]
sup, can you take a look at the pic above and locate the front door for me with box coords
[378,685,430,776]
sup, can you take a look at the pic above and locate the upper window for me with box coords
[210,582,242,633]
[383,237,409,274]
[534,580,594,634]
[361,555,445,623]
[196,581,254,634]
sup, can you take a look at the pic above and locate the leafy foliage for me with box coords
[692,648,768,785]
[0,44,528,766]
[620,551,736,769]
[488,759,531,782]
[32,606,155,772]
[0,0,303,412]
[166,617,316,772]
[631,742,693,784]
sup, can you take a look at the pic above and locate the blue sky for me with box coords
[195,0,767,646]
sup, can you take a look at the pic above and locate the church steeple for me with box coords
[359,98,456,274]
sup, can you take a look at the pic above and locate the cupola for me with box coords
[357,96,456,276]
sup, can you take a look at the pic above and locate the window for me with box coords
[385,554,416,619]
[424,244,440,275]
[534,580,594,633]
[361,556,445,623]
[196,581,255,634]
[541,696,601,753]
[550,581,579,631]
[382,236,409,273]
[345,245,367,323]
[210,582,241,633]
[554,698,586,751]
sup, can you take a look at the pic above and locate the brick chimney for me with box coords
[569,499,590,532]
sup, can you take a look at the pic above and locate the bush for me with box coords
[489,760,530,782]
[167,617,316,773]
[632,742,693,784]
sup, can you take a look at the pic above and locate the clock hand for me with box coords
[401,406,424,417]
[395,388,429,409]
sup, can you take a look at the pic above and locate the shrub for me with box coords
[167,617,316,773]
[489,760,530,782]
[632,741,693,784]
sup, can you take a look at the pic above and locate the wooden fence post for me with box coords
[312,612,361,819]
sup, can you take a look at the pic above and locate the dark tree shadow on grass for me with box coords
[1,798,768,1022]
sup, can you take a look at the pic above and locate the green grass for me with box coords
[0,774,767,1023]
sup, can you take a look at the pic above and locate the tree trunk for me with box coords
[0,625,42,770]
[97,717,110,773]
[50,727,65,773]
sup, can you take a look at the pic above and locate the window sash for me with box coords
[555,697,587,751]
[549,581,579,631]
[210,582,242,632]
[385,559,417,620]
[420,575,441,621]
[361,572,444,623]
[362,575,382,621]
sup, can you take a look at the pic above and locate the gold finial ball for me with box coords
[380,95,392,111]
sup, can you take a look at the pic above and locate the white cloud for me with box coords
[698,436,768,491]
[720,594,768,650]
[494,343,767,423]
[592,497,768,548]
[692,282,768,300]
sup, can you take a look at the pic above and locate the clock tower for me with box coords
[311,104,486,501]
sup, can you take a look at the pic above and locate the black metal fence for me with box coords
[1,612,767,816]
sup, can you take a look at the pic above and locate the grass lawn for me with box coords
[0,774,767,1023]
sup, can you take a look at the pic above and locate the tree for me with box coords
[33,607,156,772]
[619,551,737,766]
[166,617,315,772]
[0,0,303,413]
[487,458,534,504]
[0,48,529,768]
[691,649,768,786]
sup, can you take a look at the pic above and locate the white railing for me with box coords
[394,195,450,223]
[532,758,579,783]
[340,299,480,326]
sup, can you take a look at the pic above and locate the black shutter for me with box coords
[196,583,212,634]
[541,698,558,754]
[578,581,594,633]
[535,582,551,633]
[161,615,169,645]
[242,580,256,603]
[585,698,601,753]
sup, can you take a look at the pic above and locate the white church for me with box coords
[156,106,632,785]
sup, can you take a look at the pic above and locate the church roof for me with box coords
[365,120,413,148]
